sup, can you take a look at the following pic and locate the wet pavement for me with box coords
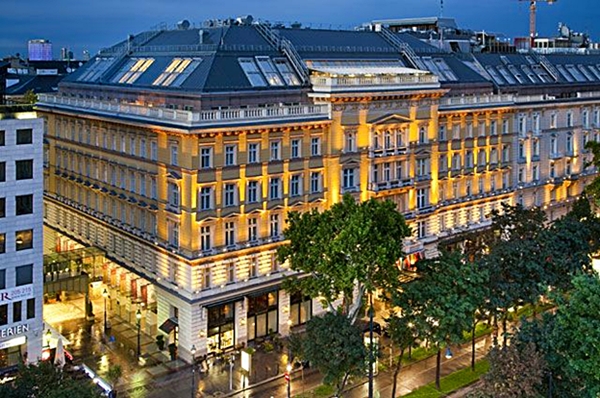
[44,297,495,398]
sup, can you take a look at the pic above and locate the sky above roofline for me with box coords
[2,0,599,60]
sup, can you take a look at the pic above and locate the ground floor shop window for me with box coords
[207,303,235,353]
[290,292,312,327]
[247,290,278,341]
[0,345,22,368]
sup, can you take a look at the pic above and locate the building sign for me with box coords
[0,335,26,350]
[0,286,34,304]
[0,324,30,339]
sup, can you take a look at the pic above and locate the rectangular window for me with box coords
[16,264,33,286]
[150,141,158,161]
[310,137,321,156]
[270,214,280,238]
[170,145,179,166]
[238,58,267,87]
[16,160,33,180]
[153,58,202,87]
[438,125,446,141]
[248,217,258,242]
[224,184,237,207]
[16,129,33,145]
[291,139,301,159]
[168,220,179,247]
[269,178,281,200]
[0,131,4,146]
[0,270,4,289]
[12,301,22,323]
[417,188,429,208]
[15,230,33,251]
[224,145,237,166]
[225,221,236,247]
[200,147,213,169]
[342,168,356,189]
[202,268,211,289]
[199,187,213,210]
[290,174,302,197]
[151,178,157,199]
[247,142,260,164]
[0,198,4,218]
[274,59,301,85]
[26,299,35,319]
[200,226,211,251]
[256,56,284,86]
[0,305,7,326]
[247,181,259,204]
[270,141,281,161]
[168,182,180,208]
[140,139,147,158]
[310,172,322,193]
[112,58,155,84]
[345,132,357,152]
[227,262,236,283]
[1,233,6,254]
[15,194,33,215]
[0,162,4,182]
[249,256,259,278]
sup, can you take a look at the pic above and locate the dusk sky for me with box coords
[2,0,599,59]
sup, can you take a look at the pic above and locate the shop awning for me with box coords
[159,318,178,334]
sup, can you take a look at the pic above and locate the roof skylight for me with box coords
[111,58,155,85]
[153,58,202,87]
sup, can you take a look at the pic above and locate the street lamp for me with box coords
[45,329,52,348]
[136,308,142,358]
[286,363,292,398]
[102,289,109,333]
[445,347,453,359]
[190,345,196,398]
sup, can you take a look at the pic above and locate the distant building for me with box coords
[60,48,73,62]
[28,40,52,61]
[0,105,44,371]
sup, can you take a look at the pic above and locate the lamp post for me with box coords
[136,308,142,358]
[286,363,292,398]
[368,291,374,398]
[102,289,109,333]
[191,345,196,398]
[45,329,52,348]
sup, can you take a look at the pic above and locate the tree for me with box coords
[480,203,549,346]
[302,312,366,396]
[385,309,419,398]
[541,195,600,291]
[0,361,103,398]
[278,194,411,323]
[477,342,547,398]
[402,251,486,390]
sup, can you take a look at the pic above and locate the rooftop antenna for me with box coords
[440,0,444,17]
[439,0,444,50]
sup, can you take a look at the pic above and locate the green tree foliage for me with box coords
[385,311,419,398]
[302,312,366,396]
[477,342,547,398]
[0,361,103,398]
[278,194,411,323]
[517,275,600,397]
[584,140,600,204]
[401,251,486,390]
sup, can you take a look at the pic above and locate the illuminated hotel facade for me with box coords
[37,19,600,361]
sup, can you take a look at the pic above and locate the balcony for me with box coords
[37,94,330,129]
[369,147,408,158]
[310,73,439,94]
[369,178,413,192]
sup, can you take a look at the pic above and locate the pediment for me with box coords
[368,113,413,125]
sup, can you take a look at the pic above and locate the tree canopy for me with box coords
[278,194,411,323]
[302,311,366,396]
[0,362,104,398]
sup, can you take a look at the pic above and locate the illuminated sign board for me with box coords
[0,286,34,304]
[0,336,26,350]
[0,324,30,339]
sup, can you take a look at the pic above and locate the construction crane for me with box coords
[519,0,558,45]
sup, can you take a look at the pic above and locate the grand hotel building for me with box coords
[37,18,600,361]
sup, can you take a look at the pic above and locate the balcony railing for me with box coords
[37,94,330,128]
[310,73,439,93]
[439,94,514,108]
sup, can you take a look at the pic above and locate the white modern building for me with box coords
[0,107,44,371]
